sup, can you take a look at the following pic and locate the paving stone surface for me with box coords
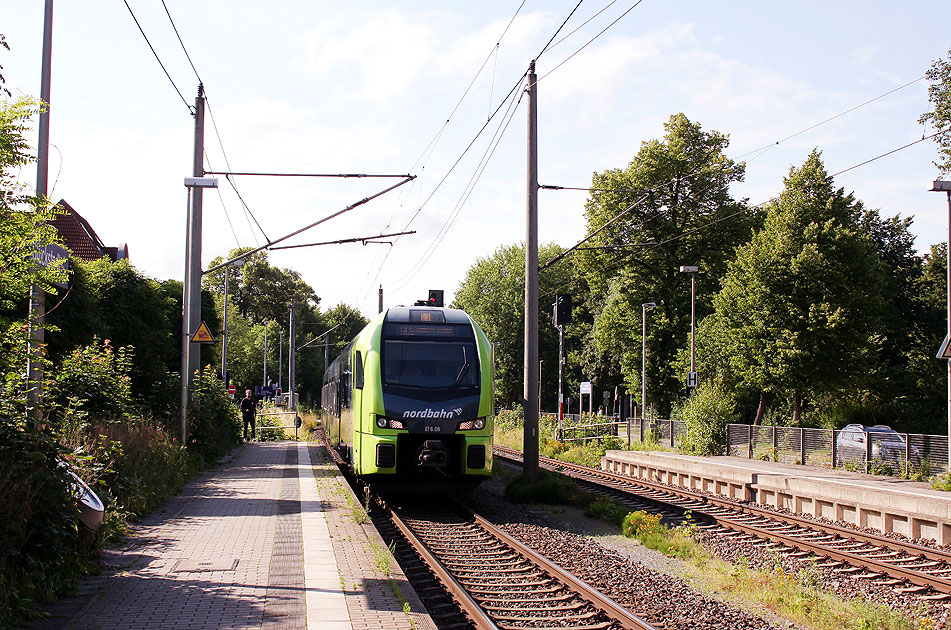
[25,441,435,630]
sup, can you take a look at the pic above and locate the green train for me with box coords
[321,304,494,492]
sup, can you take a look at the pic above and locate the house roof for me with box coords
[50,200,128,262]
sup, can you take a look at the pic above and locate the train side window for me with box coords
[354,351,364,389]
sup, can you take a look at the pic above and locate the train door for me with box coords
[352,349,364,472]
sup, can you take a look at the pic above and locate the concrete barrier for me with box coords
[602,450,951,544]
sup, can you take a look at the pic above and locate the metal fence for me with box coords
[538,413,687,447]
[726,424,949,476]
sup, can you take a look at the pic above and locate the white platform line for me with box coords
[299,443,349,628]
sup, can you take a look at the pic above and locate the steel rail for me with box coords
[388,507,501,630]
[535,450,951,565]
[467,509,657,630]
[495,446,951,595]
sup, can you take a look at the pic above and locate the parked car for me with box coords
[835,424,921,468]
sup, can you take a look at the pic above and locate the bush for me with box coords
[187,367,241,464]
[47,338,135,422]
[622,510,665,538]
[679,381,737,456]
[0,418,86,628]
[495,405,524,433]
[584,497,629,526]
[256,402,288,441]
[82,420,195,524]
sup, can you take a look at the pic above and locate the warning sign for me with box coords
[190,321,215,344]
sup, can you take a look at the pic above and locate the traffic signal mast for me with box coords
[553,294,571,439]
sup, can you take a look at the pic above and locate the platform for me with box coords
[29,441,435,630]
[603,450,951,544]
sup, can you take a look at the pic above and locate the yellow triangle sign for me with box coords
[190,321,215,344]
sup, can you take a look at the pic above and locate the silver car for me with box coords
[835,424,920,468]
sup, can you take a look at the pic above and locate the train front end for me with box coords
[356,306,493,492]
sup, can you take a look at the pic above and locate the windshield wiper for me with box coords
[452,347,470,387]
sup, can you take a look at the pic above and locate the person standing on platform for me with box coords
[241,389,256,441]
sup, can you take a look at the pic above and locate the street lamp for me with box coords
[680,265,699,393]
[641,302,656,420]
[220,259,244,393]
[930,180,951,469]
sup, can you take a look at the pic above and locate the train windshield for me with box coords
[383,340,479,389]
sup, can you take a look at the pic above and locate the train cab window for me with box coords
[354,351,364,389]
[383,339,479,389]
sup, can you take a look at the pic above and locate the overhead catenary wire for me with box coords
[535,0,646,85]
[204,175,415,274]
[735,75,928,162]
[270,230,416,251]
[549,124,947,288]
[536,0,585,59]
[544,0,620,54]
[122,0,192,114]
[160,0,264,247]
[353,0,532,309]
[388,72,528,294]
[352,72,527,307]
[831,129,948,177]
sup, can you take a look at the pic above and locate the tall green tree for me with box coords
[206,249,319,325]
[903,242,947,434]
[45,258,212,417]
[702,151,885,424]
[920,47,951,174]
[0,96,67,413]
[576,113,760,415]
[453,242,576,408]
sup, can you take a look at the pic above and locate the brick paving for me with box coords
[27,441,436,630]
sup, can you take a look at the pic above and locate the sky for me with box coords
[4,1,950,322]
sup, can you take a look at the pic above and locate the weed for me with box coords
[931,472,951,492]
[699,552,926,629]
[389,580,418,630]
[503,468,589,506]
[344,492,369,524]
[584,497,630,527]
[370,540,394,577]
[621,510,707,562]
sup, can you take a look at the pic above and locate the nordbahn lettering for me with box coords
[402,407,464,419]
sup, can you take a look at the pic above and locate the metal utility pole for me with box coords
[680,265,698,393]
[263,322,269,386]
[538,360,543,414]
[557,324,564,440]
[180,85,210,444]
[278,328,283,393]
[641,302,656,416]
[523,61,539,483]
[221,264,229,385]
[220,262,240,387]
[289,303,297,410]
[27,0,54,420]
[379,285,383,313]
[186,85,205,382]
[931,180,951,469]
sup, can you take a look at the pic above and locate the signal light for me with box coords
[428,289,444,307]
[553,293,572,326]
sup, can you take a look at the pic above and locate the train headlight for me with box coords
[457,418,486,431]
[376,417,406,430]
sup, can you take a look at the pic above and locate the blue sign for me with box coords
[33,243,70,289]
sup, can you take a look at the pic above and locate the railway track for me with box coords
[375,498,657,630]
[495,445,951,601]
